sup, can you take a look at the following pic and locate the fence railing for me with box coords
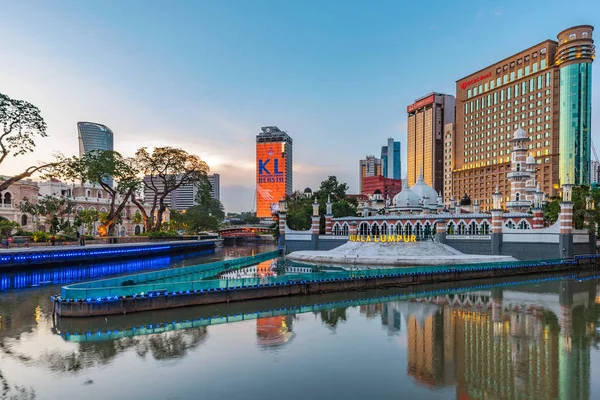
[60,250,280,300]
[59,254,572,301]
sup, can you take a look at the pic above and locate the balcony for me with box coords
[1,202,14,209]
[506,171,530,179]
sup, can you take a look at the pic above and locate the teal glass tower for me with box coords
[77,122,115,187]
[556,26,595,185]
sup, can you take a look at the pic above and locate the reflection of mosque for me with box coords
[219,260,318,279]
[368,280,598,399]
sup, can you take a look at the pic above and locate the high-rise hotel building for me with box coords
[453,26,594,208]
[407,93,455,193]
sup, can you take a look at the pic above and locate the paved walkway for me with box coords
[287,241,516,266]
[0,239,215,254]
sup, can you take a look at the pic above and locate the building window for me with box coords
[467,89,472,98]
[525,66,530,76]
[532,62,538,73]
[569,33,576,40]
[541,59,547,69]
[503,75,508,84]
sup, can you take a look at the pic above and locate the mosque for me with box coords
[330,127,543,238]
[280,128,593,260]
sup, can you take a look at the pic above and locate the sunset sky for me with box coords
[1,0,598,212]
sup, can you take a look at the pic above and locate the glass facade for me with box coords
[558,63,592,185]
[77,122,115,187]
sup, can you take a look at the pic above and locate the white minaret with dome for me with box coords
[506,127,533,212]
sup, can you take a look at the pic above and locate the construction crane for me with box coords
[592,141,599,184]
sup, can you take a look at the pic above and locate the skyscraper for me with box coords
[556,26,594,186]
[406,93,456,193]
[144,173,221,211]
[256,126,293,218]
[381,138,401,180]
[77,122,115,187]
[359,155,383,193]
[453,25,594,210]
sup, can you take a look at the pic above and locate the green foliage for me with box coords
[0,92,56,192]
[0,219,20,239]
[229,211,260,225]
[78,209,98,235]
[284,176,357,232]
[544,185,600,233]
[14,229,33,237]
[170,205,221,233]
[138,230,180,238]
[19,195,74,234]
[31,231,50,242]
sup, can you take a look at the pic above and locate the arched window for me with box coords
[98,192,102,198]
[396,223,403,236]
[447,222,455,235]
[515,192,520,201]
[3,192,12,206]
[341,224,349,236]
[414,222,422,238]
[505,220,516,229]
[424,223,432,239]
[21,214,28,226]
[405,223,413,236]
[359,223,370,236]
[134,225,141,235]
[469,221,478,235]
[86,189,91,197]
[381,223,388,236]
[481,221,490,234]
[76,206,84,216]
[371,224,380,236]
[458,222,466,234]
[516,163,521,172]
[518,220,530,230]
[333,224,341,236]
[89,206,96,212]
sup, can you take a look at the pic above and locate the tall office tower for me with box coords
[77,122,114,187]
[406,93,455,192]
[443,123,456,204]
[168,173,221,211]
[359,155,383,193]
[453,25,594,210]
[556,26,594,186]
[256,126,293,218]
[381,138,401,179]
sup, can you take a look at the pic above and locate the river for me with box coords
[1,244,600,400]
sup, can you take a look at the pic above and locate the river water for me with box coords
[1,245,600,400]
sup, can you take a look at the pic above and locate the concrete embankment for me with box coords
[53,255,600,317]
[0,239,221,269]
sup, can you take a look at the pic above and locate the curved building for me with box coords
[556,26,595,185]
[77,122,114,187]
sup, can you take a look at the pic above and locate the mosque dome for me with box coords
[526,153,536,165]
[393,180,420,208]
[513,127,527,140]
[303,187,312,194]
[410,170,439,206]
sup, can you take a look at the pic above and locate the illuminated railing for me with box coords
[56,253,584,302]
[60,250,280,300]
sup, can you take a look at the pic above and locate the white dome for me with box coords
[513,127,527,140]
[410,171,439,206]
[393,180,420,208]
[526,153,536,164]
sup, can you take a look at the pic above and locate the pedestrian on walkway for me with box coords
[50,235,56,246]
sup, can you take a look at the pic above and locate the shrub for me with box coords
[32,231,50,242]
[15,229,34,237]
[139,230,180,238]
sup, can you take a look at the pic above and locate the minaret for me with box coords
[525,153,537,203]
[506,127,532,212]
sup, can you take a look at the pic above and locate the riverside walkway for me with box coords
[52,250,600,317]
[0,238,221,269]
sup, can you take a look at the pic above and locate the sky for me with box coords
[0,0,599,213]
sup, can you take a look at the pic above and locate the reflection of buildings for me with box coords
[368,279,597,399]
[256,316,294,347]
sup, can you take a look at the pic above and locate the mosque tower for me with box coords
[506,127,533,212]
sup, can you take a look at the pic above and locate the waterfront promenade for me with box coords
[0,238,222,269]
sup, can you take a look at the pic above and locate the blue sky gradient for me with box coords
[0,0,598,212]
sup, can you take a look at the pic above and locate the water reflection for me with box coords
[2,266,600,399]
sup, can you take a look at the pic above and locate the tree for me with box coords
[133,147,210,232]
[170,206,220,233]
[54,150,140,236]
[0,92,57,192]
[19,195,74,234]
[0,218,20,241]
[544,185,600,233]
[78,209,98,235]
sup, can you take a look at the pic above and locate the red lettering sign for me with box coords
[407,94,435,113]
[460,72,492,90]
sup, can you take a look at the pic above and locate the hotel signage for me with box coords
[349,235,417,243]
[406,95,435,113]
[460,72,492,90]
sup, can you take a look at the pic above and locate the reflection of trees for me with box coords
[39,328,208,373]
[318,308,348,330]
